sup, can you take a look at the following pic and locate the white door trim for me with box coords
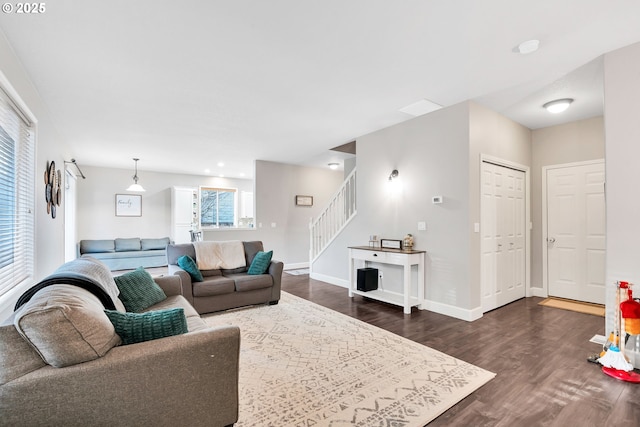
[541,159,605,299]
[480,154,531,299]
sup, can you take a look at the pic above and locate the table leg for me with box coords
[403,263,410,314]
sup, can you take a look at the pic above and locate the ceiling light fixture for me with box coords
[543,98,574,114]
[126,158,146,192]
[388,169,399,181]
[514,39,540,54]
[328,163,339,170]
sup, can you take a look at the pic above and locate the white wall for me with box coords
[313,101,531,320]
[603,41,640,336]
[313,102,473,315]
[76,166,254,240]
[530,117,605,290]
[468,102,532,308]
[0,31,70,320]
[254,160,344,267]
[76,161,343,268]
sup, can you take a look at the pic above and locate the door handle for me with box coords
[547,237,556,243]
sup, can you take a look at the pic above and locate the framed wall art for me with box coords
[295,195,313,206]
[115,194,142,217]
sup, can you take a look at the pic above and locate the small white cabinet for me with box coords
[348,246,426,314]
[171,186,198,244]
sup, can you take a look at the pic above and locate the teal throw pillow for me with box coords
[248,250,273,275]
[104,308,188,345]
[178,255,204,282]
[114,267,167,312]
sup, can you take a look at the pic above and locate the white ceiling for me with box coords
[1,1,639,178]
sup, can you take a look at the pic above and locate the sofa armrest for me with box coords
[168,264,194,304]
[0,325,240,427]
[153,274,182,297]
[268,259,284,303]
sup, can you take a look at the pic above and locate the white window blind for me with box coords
[0,87,35,297]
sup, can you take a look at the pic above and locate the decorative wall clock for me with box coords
[44,160,61,218]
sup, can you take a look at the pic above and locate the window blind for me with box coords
[0,87,35,297]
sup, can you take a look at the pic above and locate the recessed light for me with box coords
[543,98,573,114]
[204,168,210,174]
[514,39,539,54]
[217,162,225,167]
[328,163,339,170]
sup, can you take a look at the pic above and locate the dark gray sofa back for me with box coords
[166,243,196,265]
[166,241,265,268]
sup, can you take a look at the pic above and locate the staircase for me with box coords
[309,169,356,263]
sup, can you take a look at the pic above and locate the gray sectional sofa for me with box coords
[79,237,171,271]
[0,256,239,426]
[167,241,283,314]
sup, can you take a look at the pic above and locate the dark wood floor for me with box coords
[281,273,640,427]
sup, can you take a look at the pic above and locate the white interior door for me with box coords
[481,162,526,312]
[546,161,605,304]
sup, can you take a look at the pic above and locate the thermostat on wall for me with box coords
[432,196,443,204]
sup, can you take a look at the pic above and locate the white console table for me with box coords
[348,246,426,314]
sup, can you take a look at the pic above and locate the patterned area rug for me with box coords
[203,292,495,426]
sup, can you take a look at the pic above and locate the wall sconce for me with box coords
[388,169,399,181]
[543,98,573,114]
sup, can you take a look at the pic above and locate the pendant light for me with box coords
[126,158,146,192]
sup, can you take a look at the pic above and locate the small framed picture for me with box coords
[115,194,142,217]
[295,195,313,206]
[380,239,402,250]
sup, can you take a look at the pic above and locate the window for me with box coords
[200,187,236,228]
[0,84,35,298]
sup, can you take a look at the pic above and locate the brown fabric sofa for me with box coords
[167,241,283,315]
[0,258,240,427]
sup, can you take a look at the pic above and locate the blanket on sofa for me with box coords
[193,240,246,270]
[14,256,120,311]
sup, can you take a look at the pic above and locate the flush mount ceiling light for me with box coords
[328,163,339,170]
[126,158,146,192]
[543,98,574,114]
[514,39,540,54]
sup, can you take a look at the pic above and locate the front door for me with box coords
[546,161,606,304]
[481,161,526,312]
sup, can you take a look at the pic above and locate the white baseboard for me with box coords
[309,272,349,288]
[530,287,547,298]
[421,299,483,322]
[284,262,309,271]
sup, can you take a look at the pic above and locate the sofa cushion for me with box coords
[143,295,207,332]
[104,308,188,345]
[230,274,273,292]
[192,276,235,297]
[13,284,122,368]
[243,241,264,266]
[114,267,167,312]
[201,268,222,277]
[248,250,273,275]
[115,237,141,252]
[0,322,46,385]
[178,255,204,282]
[141,237,171,250]
[80,239,115,254]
